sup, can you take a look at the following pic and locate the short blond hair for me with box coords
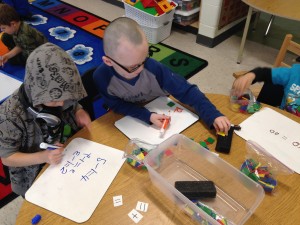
[103,17,144,57]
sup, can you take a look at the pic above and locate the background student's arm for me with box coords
[1,46,22,64]
[232,67,272,96]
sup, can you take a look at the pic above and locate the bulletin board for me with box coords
[25,138,126,223]
[115,96,199,145]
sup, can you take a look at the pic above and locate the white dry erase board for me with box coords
[115,96,199,144]
[0,70,22,102]
[235,107,300,173]
[25,138,126,223]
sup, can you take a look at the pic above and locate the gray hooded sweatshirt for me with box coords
[0,43,87,196]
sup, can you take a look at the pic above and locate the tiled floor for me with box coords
[0,0,290,224]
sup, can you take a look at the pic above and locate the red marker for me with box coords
[160,118,170,137]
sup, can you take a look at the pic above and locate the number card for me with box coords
[25,138,125,223]
[115,96,199,144]
[235,107,300,173]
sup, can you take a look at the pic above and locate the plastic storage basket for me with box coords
[142,134,265,225]
[140,21,173,44]
[123,0,178,27]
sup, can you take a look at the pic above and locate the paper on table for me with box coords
[115,96,199,144]
[25,138,125,223]
[235,107,300,173]
[0,70,22,102]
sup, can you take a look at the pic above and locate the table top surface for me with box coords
[16,94,300,225]
[242,0,300,21]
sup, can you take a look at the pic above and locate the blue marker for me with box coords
[39,142,60,150]
[31,214,41,224]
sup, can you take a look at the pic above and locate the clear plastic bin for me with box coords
[174,7,200,26]
[142,134,265,225]
[229,88,262,114]
[173,0,200,11]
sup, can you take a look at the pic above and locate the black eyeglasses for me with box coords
[106,55,149,73]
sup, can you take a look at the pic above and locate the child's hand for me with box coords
[213,116,231,135]
[232,72,256,96]
[44,147,64,165]
[0,55,8,66]
[150,113,171,128]
[75,108,92,127]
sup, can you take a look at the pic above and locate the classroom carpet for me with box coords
[0,0,208,81]
[0,0,208,208]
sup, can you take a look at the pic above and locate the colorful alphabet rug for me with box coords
[1,0,208,81]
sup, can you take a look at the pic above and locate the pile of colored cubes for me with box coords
[230,93,261,114]
[191,201,228,225]
[124,0,176,16]
[241,158,277,193]
[126,147,148,170]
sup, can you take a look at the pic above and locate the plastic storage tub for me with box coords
[174,7,200,26]
[142,134,265,225]
[173,0,200,11]
[123,0,177,27]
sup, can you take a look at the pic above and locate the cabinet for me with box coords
[197,0,248,47]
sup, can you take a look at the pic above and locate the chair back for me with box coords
[274,34,300,67]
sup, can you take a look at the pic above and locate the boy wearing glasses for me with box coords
[93,17,231,133]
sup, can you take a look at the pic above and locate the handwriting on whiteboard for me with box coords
[60,150,107,181]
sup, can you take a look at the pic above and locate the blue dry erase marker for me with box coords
[39,142,60,150]
[31,214,41,224]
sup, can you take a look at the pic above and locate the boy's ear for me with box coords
[102,56,113,67]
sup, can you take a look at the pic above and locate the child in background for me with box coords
[93,17,231,133]
[232,65,300,117]
[0,4,47,66]
[0,43,91,197]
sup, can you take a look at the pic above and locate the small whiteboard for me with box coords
[115,96,199,144]
[25,138,125,223]
[235,107,300,173]
[0,70,22,102]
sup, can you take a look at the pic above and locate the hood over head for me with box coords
[23,42,87,107]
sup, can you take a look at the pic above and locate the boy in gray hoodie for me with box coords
[0,43,91,197]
